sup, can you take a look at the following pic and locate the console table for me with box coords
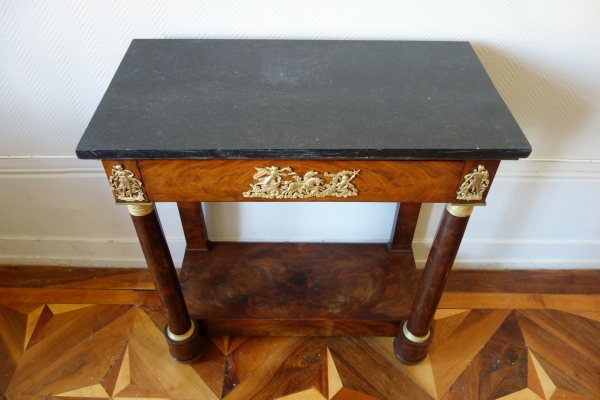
[76,39,531,364]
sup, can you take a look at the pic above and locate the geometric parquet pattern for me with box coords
[2,304,600,399]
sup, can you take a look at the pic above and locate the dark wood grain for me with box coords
[222,336,327,400]
[5,266,598,295]
[177,202,210,251]
[139,159,464,202]
[7,305,132,394]
[0,266,155,290]
[388,202,421,252]
[443,311,527,399]
[190,338,227,398]
[438,270,600,294]
[517,311,600,398]
[408,209,470,335]
[0,305,26,396]
[203,319,401,337]
[130,208,203,362]
[327,336,432,399]
[130,210,191,335]
[395,207,471,363]
[180,242,417,334]
[221,336,290,397]
[519,309,600,367]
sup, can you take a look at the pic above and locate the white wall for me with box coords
[1,0,600,269]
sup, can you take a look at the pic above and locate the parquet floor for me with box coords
[1,267,600,399]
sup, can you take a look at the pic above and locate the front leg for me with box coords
[128,203,204,363]
[393,203,473,364]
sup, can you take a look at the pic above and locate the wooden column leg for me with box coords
[394,203,474,364]
[177,202,210,251]
[127,203,204,363]
[388,202,422,252]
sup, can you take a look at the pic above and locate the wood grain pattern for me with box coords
[439,270,600,294]
[407,209,471,336]
[203,319,401,337]
[327,336,431,399]
[429,310,470,354]
[0,305,26,396]
[438,293,600,310]
[0,266,155,290]
[528,350,556,400]
[221,337,290,397]
[5,268,600,399]
[177,202,210,251]
[0,288,144,304]
[363,337,437,399]
[7,305,133,394]
[6,307,135,396]
[429,309,511,398]
[388,202,421,252]
[181,242,417,330]
[517,312,600,398]
[190,339,227,398]
[330,387,380,400]
[519,309,600,367]
[222,336,327,400]
[126,309,218,400]
[130,210,191,335]
[444,311,528,399]
[139,159,464,202]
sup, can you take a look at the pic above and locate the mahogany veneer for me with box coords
[180,243,417,336]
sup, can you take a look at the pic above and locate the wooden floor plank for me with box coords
[327,336,431,400]
[443,311,528,399]
[6,307,135,396]
[429,310,471,354]
[429,309,511,398]
[438,293,600,310]
[221,336,290,398]
[190,339,227,398]
[126,308,218,400]
[528,350,556,400]
[519,309,600,368]
[0,288,143,305]
[438,270,600,294]
[101,344,128,397]
[363,337,437,399]
[0,305,26,396]
[222,336,327,400]
[7,305,132,393]
[562,309,600,322]
[0,266,154,290]
[517,312,600,398]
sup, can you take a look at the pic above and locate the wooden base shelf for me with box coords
[180,242,418,336]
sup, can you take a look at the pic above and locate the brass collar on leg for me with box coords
[167,319,195,341]
[445,203,474,218]
[127,203,155,217]
[403,321,431,344]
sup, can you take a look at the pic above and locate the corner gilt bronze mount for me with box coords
[109,164,146,202]
[456,165,489,201]
[243,166,360,199]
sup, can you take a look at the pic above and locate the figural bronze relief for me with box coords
[243,166,360,199]
[109,164,146,202]
[456,165,489,201]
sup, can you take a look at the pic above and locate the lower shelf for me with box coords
[180,242,418,336]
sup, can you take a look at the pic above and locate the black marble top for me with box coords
[76,39,531,160]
